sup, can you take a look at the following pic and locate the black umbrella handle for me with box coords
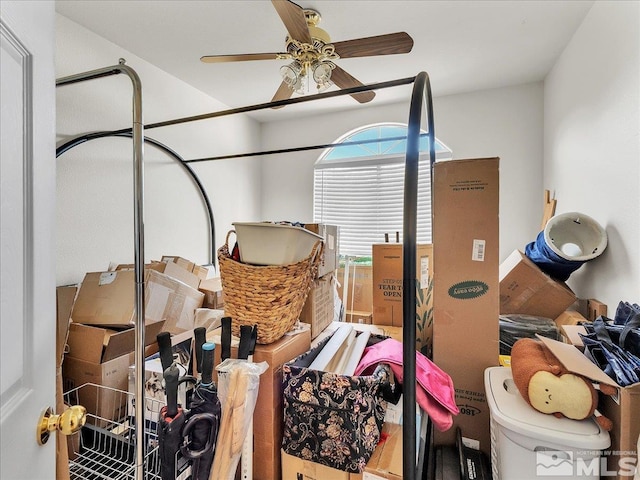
[157,331,173,372]
[194,327,207,375]
[201,343,215,386]
[164,363,180,418]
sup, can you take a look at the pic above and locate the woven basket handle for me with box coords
[308,240,325,266]
[225,229,237,250]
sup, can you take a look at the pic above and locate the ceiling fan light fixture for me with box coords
[280,60,303,87]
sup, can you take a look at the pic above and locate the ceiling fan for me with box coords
[200,0,414,105]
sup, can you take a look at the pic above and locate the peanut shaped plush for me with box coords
[510,338,613,431]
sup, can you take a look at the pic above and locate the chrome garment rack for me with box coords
[56,62,435,480]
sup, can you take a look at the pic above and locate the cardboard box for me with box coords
[432,157,500,456]
[536,336,639,480]
[198,276,224,309]
[115,260,201,289]
[72,269,204,334]
[555,309,588,328]
[299,273,335,339]
[63,320,164,424]
[208,328,311,480]
[499,249,576,319]
[561,324,587,350]
[363,423,403,480]
[372,243,433,351]
[337,264,373,313]
[304,224,339,278]
[344,310,373,324]
[281,450,350,480]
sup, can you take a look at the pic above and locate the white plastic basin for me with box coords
[232,222,323,266]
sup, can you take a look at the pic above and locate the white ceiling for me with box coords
[55,0,594,123]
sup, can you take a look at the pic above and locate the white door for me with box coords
[1,2,57,479]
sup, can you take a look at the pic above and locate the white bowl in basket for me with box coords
[232,222,323,266]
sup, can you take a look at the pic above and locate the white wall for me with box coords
[544,1,640,311]
[55,15,263,285]
[260,82,544,261]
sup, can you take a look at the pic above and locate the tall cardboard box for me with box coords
[372,243,433,352]
[299,273,335,339]
[433,157,499,456]
[208,328,311,480]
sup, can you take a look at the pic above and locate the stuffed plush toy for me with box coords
[510,337,614,431]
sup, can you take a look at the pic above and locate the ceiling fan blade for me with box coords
[270,80,294,108]
[200,53,282,63]
[332,32,414,59]
[330,66,375,104]
[271,0,312,44]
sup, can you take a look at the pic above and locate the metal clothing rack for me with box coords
[56,62,435,480]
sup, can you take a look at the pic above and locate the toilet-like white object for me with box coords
[485,366,610,480]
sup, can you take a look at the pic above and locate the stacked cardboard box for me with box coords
[63,257,206,423]
[433,157,500,456]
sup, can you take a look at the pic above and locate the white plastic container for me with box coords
[485,366,610,480]
[232,222,323,266]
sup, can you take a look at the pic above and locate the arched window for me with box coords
[313,123,452,257]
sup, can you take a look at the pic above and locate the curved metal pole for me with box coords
[56,132,217,265]
[403,71,435,480]
[57,60,147,480]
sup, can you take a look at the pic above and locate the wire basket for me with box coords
[218,230,323,344]
[64,383,164,480]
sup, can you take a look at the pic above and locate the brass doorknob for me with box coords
[37,405,86,445]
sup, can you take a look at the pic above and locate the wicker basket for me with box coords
[218,230,323,344]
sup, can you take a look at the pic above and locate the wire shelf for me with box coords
[64,383,163,480]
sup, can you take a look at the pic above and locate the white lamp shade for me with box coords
[543,212,608,261]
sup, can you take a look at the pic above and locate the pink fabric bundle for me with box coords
[354,338,459,431]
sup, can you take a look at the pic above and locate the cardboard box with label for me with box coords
[372,243,433,352]
[62,321,164,421]
[72,269,204,334]
[433,157,500,456]
[208,328,311,480]
[299,273,335,339]
[499,249,576,319]
[304,224,339,278]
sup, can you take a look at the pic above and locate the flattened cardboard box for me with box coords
[433,157,499,456]
[208,328,311,480]
[72,269,203,334]
[499,249,576,319]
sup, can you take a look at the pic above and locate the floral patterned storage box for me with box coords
[281,336,395,473]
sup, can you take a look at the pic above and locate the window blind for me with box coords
[313,155,433,257]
